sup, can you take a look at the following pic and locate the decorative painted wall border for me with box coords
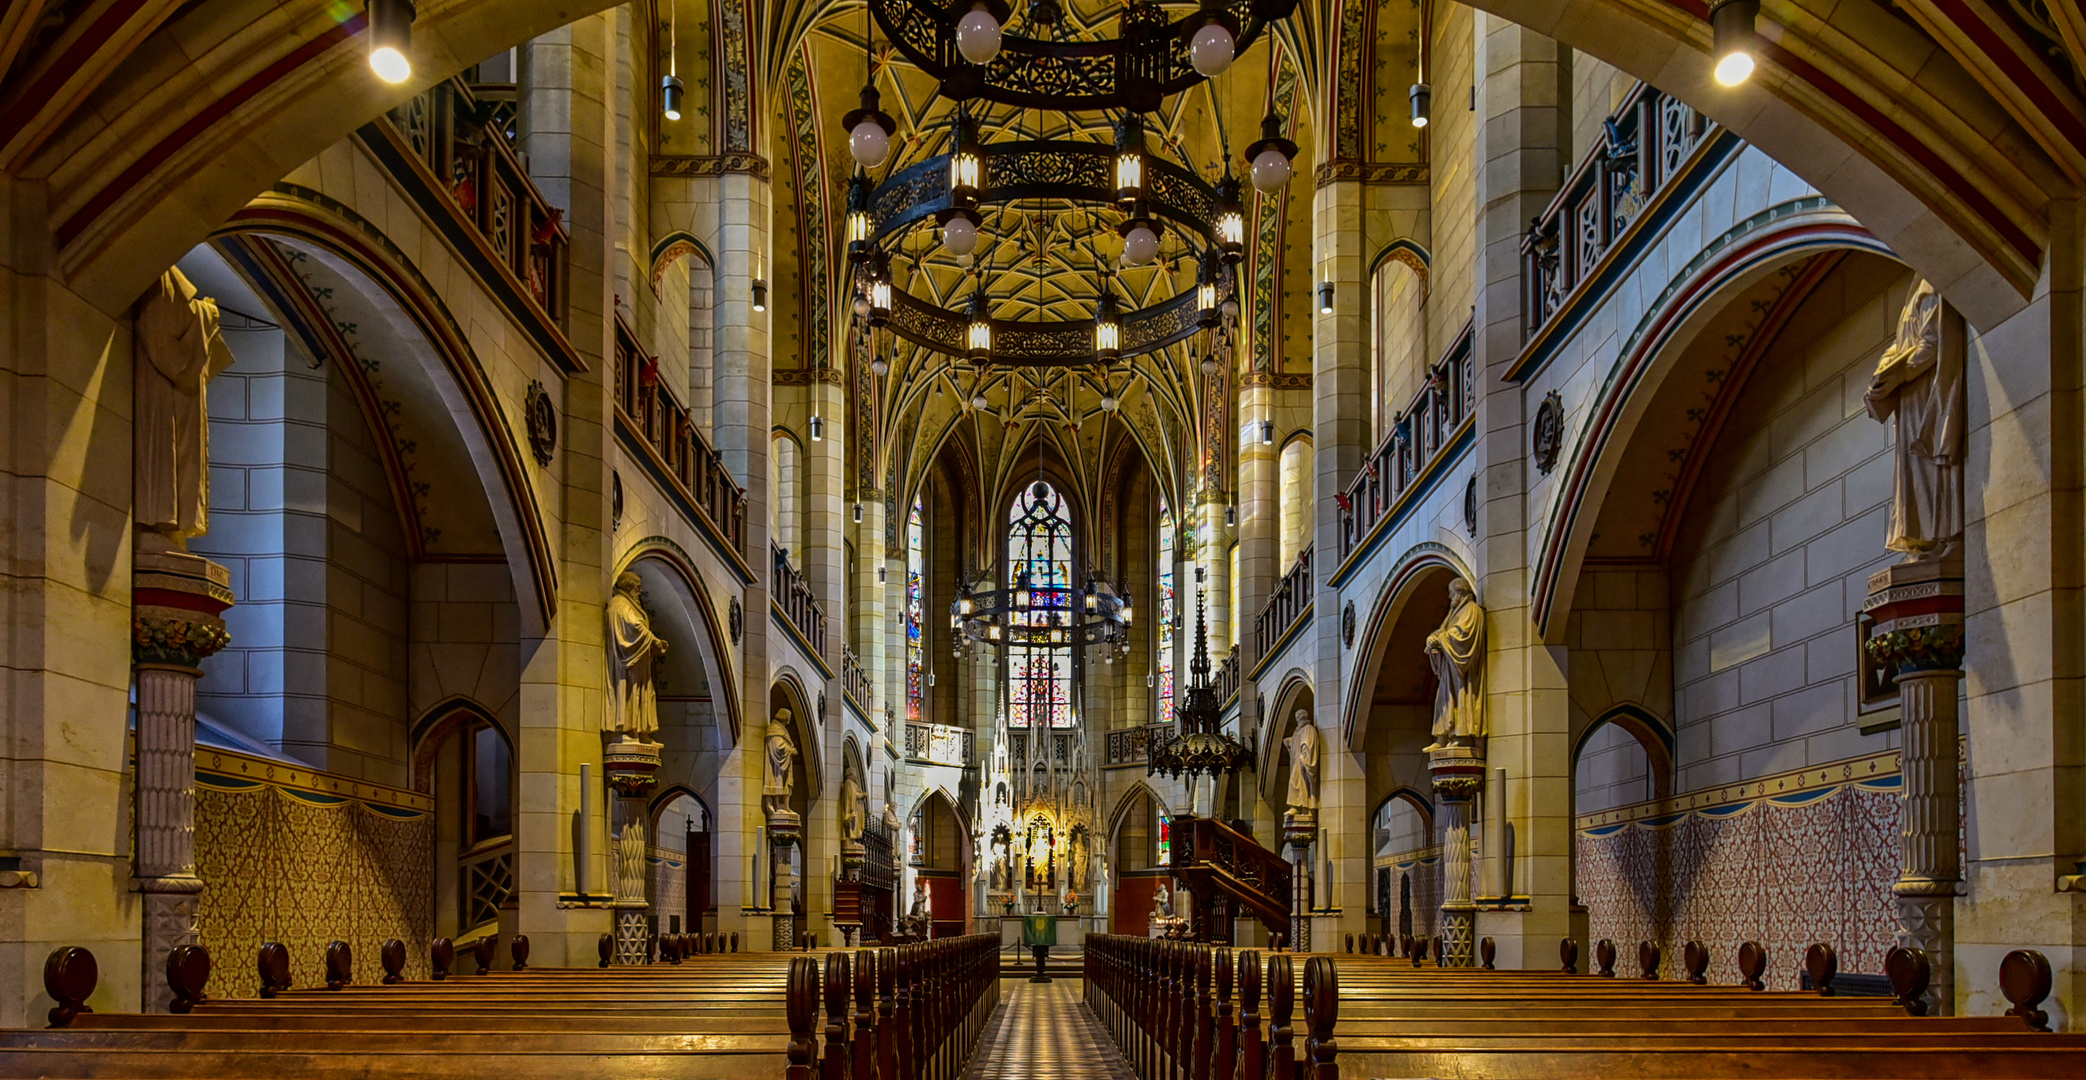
[1574,746,1901,833]
[196,747,433,816]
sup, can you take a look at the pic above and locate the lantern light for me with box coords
[367,0,416,83]
[965,291,993,362]
[1094,292,1121,362]
[1710,0,1760,86]
[1244,112,1300,193]
[845,173,874,259]
[1114,115,1146,204]
[1196,249,1221,326]
[1213,175,1246,264]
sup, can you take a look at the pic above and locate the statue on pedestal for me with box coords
[606,572,667,740]
[840,763,867,844]
[1284,711,1321,817]
[1864,279,1964,560]
[1425,579,1487,748]
[1151,882,1172,919]
[134,267,236,542]
[764,711,798,822]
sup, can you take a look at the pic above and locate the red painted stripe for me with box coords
[56,15,363,249]
[1931,0,2086,159]
[133,586,231,616]
[0,0,157,145]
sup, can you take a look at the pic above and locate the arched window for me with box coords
[1007,481,1073,728]
[1157,499,1176,723]
[906,498,925,720]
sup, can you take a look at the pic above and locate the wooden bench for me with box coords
[1085,932,2086,1080]
[7,932,999,1080]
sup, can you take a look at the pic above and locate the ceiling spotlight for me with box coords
[1318,281,1335,314]
[1244,112,1299,193]
[1260,420,1274,445]
[752,278,768,312]
[809,415,825,442]
[367,0,416,84]
[853,502,864,523]
[662,75,685,121]
[843,85,898,168]
[1185,0,1240,78]
[1710,0,1759,86]
[1410,82,1431,128]
[954,1,1007,65]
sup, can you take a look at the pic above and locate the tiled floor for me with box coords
[960,978,1137,1079]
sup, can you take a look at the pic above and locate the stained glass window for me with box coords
[1007,481,1074,729]
[906,499,925,721]
[1158,500,1176,724]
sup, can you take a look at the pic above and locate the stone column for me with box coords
[605,739,661,963]
[1429,745,1484,966]
[769,808,802,949]
[131,541,233,1011]
[1863,560,1965,1014]
[1238,382,1276,813]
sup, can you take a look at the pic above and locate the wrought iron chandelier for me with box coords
[949,567,1133,658]
[1147,578,1248,781]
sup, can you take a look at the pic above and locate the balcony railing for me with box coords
[1339,321,1475,558]
[905,722,975,767]
[1523,83,1712,341]
[1216,647,1241,707]
[771,543,827,657]
[1103,722,1175,767]
[842,645,874,716]
[614,317,748,552]
[381,78,567,322]
[1254,545,1313,660]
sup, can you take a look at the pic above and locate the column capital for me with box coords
[132,541,234,670]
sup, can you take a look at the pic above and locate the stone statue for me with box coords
[606,572,667,740]
[1151,883,1172,919]
[763,711,797,820]
[1284,711,1321,813]
[840,765,867,843]
[1425,579,1487,746]
[134,267,236,541]
[1865,279,1963,560]
[910,878,929,918]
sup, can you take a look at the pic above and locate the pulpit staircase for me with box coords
[1167,815,1292,940]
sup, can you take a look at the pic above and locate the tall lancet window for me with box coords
[1008,481,1074,728]
[1158,499,1176,723]
[906,498,926,720]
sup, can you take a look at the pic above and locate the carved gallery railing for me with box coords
[381,77,568,322]
[1339,320,1476,558]
[842,645,874,716]
[1006,729,1078,766]
[770,544,828,657]
[460,839,514,933]
[613,317,749,552]
[1169,814,1295,935]
[905,722,976,767]
[1523,82,1712,341]
[1217,646,1241,707]
[1103,722,1176,767]
[1255,545,1313,659]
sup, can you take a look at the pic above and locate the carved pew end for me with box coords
[1885,946,1931,1016]
[1479,937,1496,970]
[2000,949,2053,1032]
[324,940,353,990]
[167,943,211,1013]
[44,946,97,1028]
[257,942,291,998]
[1595,938,1617,977]
[380,938,406,984]
[1737,940,1767,991]
[1803,942,1837,996]
[1560,936,1578,974]
[430,937,454,980]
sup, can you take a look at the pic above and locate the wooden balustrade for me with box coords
[1216,647,1241,707]
[842,646,873,714]
[1255,546,1313,659]
[1104,722,1175,766]
[379,78,568,322]
[1522,82,1712,342]
[613,316,749,552]
[1337,322,1475,558]
[771,544,828,657]
[1085,935,1324,1080]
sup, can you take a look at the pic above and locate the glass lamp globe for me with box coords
[943,215,980,256]
[971,392,989,410]
[1121,224,1158,265]
[1100,394,1118,412]
[1190,24,1235,77]
[1200,354,1218,375]
[853,296,871,318]
[1250,147,1293,192]
[871,357,890,376]
[1222,297,1240,318]
[850,120,890,168]
[956,5,1003,64]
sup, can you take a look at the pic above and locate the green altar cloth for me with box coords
[1021,914,1057,947]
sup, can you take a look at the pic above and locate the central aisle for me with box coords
[960,978,1137,1080]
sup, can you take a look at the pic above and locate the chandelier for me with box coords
[1147,577,1248,781]
[950,566,1133,659]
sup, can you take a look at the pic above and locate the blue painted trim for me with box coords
[1327,422,1475,589]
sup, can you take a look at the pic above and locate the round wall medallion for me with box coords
[1532,390,1564,475]
[525,380,558,467]
[1342,600,1356,648]
[729,596,743,644]
[1463,475,1478,536]
[611,470,625,530]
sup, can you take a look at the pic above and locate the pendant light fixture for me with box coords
[1709,0,1760,86]
[1244,112,1299,192]
[1182,0,1241,77]
[843,7,897,167]
[845,172,874,261]
[367,0,416,84]
[1213,174,1245,264]
[661,16,684,120]
[1118,209,1159,267]
[1196,249,1221,327]
[941,110,985,256]
[1114,115,1147,205]
[1409,82,1431,128]
[953,1,1009,65]
[965,291,993,362]
[1094,291,1121,363]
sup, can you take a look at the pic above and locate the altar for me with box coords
[998,913,1098,947]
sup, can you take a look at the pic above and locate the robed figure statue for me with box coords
[1425,579,1486,747]
[606,572,667,740]
[764,712,798,820]
[1864,279,1964,559]
[134,268,236,541]
[839,766,867,843]
[1284,711,1321,814]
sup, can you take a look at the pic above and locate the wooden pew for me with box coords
[7,932,997,1080]
[1085,933,2086,1080]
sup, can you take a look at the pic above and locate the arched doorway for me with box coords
[909,790,970,938]
[412,703,517,943]
[1370,791,1435,942]
[649,790,711,937]
[1108,785,1173,935]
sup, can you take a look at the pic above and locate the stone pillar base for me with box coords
[1439,906,1476,967]
[141,885,202,1013]
[1894,892,1954,1015]
[772,913,796,951]
[613,905,651,965]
